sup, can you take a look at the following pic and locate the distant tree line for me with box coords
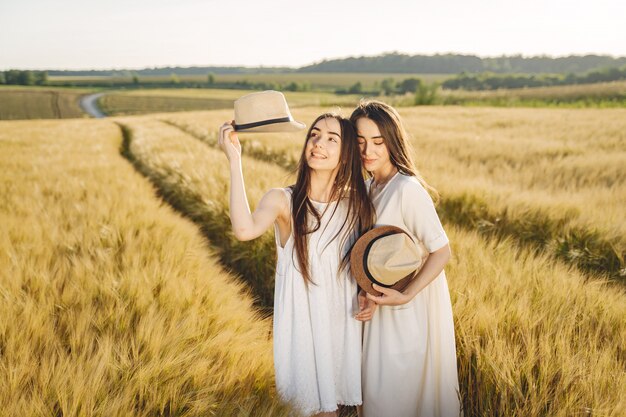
[0,70,48,85]
[442,66,626,90]
[336,77,423,95]
[38,53,626,78]
[47,66,294,77]
[335,77,438,105]
[208,75,313,92]
[299,53,626,74]
[210,78,312,92]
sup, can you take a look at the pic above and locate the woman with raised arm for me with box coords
[218,110,374,417]
[351,100,460,417]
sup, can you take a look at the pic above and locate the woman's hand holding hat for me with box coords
[218,121,242,163]
[349,225,429,297]
[366,283,412,306]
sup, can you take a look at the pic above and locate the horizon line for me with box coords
[2,51,626,72]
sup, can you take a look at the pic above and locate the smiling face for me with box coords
[305,117,343,172]
[355,117,393,175]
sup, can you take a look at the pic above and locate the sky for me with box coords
[1,0,625,70]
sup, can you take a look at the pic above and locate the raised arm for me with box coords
[218,122,289,241]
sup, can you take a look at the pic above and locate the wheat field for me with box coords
[99,89,361,116]
[438,80,626,107]
[0,119,294,416]
[1,105,625,416]
[118,113,624,415]
[164,106,626,280]
[0,87,90,120]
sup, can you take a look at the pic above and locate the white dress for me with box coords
[273,189,362,416]
[362,173,461,417]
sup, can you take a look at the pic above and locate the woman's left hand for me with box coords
[366,283,412,306]
[355,289,377,321]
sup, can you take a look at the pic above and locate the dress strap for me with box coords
[280,187,293,201]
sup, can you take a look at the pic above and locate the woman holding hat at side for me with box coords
[218,91,375,416]
[351,100,461,417]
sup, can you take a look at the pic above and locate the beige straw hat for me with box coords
[350,225,429,296]
[233,90,306,133]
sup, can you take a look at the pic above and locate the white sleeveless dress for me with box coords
[362,174,461,417]
[273,189,362,416]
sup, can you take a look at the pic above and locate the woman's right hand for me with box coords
[218,121,242,163]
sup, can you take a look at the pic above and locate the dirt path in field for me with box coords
[80,92,107,118]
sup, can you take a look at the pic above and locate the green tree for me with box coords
[34,71,48,85]
[170,73,180,84]
[4,70,17,84]
[398,78,421,94]
[207,72,215,85]
[22,70,35,85]
[380,78,396,95]
[348,81,363,94]
[284,81,299,92]
[132,74,140,85]
[415,83,438,105]
[4,70,36,85]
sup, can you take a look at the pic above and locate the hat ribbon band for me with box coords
[362,232,401,289]
[234,116,292,131]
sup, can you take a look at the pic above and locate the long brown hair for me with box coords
[290,113,374,285]
[349,99,440,202]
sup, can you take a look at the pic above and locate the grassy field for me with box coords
[115,113,625,416]
[99,88,362,116]
[0,86,92,120]
[1,106,624,416]
[0,119,293,416]
[48,73,451,90]
[3,79,624,122]
[164,106,626,281]
[438,80,626,107]
[97,82,626,118]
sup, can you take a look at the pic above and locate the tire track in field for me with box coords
[163,118,625,284]
[116,120,278,311]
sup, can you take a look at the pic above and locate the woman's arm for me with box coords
[367,179,451,306]
[219,122,289,241]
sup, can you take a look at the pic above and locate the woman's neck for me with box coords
[372,164,398,186]
[308,170,338,202]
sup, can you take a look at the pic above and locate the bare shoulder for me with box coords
[264,187,290,204]
[263,188,291,219]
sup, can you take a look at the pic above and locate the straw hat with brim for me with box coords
[350,225,430,296]
[233,90,306,133]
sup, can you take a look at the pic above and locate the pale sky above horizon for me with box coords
[1,0,625,70]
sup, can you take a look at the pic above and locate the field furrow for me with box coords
[116,117,293,308]
[0,119,293,416]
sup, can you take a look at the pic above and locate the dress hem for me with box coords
[302,401,363,415]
